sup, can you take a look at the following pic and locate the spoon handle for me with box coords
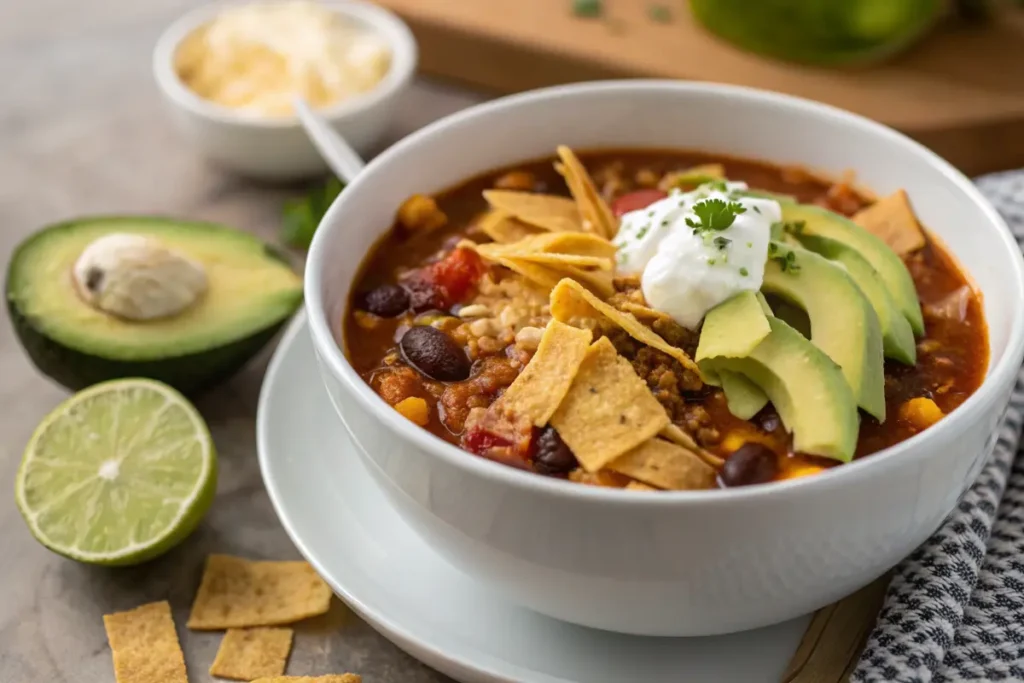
[293,98,366,184]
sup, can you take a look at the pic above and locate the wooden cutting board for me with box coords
[376,0,1024,175]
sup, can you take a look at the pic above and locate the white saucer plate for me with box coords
[257,315,811,683]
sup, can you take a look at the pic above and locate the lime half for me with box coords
[15,378,217,566]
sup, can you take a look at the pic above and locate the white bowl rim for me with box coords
[151,0,418,129]
[306,79,1024,507]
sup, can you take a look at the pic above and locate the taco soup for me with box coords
[342,147,987,491]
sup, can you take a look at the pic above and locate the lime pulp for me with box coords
[15,378,217,566]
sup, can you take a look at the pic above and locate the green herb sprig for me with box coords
[686,198,746,233]
[280,176,346,249]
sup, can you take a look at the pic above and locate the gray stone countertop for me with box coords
[0,1,485,679]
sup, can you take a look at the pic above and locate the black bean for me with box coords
[362,284,410,317]
[533,426,578,477]
[719,443,778,487]
[757,410,781,433]
[400,326,471,382]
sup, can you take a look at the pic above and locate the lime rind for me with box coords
[15,378,217,566]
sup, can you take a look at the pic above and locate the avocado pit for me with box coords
[72,233,208,321]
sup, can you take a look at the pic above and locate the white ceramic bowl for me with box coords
[152,0,417,180]
[306,81,1024,637]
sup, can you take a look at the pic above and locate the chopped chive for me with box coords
[740,267,749,276]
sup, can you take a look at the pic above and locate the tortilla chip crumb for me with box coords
[103,601,187,683]
[210,628,294,680]
[188,555,333,630]
[608,439,717,490]
[252,676,361,683]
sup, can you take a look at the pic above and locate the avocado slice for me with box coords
[718,369,769,420]
[780,203,924,336]
[6,217,303,395]
[761,242,886,421]
[713,318,859,462]
[793,233,916,365]
[697,291,772,419]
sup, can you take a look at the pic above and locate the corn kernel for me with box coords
[394,397,430,426]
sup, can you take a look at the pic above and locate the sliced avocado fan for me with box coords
[793,233,916,364]
[780,203,924,336]
[761,241,886,421]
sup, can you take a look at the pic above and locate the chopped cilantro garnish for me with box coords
[648,3,672,23]
[767,242,779,257]
[713,236,731,250]
[739,267,749,276]
[771,249,800,273]
[572,0,602,18]
[753,206,761,214]
[704,180,729,193]
[746,241,753,248]
[636,225,650,239]
[786,220,807,235]
[687,198,746,233]
[708,258,717,265]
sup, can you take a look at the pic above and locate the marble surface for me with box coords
[0,1,484,680]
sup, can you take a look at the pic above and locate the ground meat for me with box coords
[681,405,721,446]
[621,344,705,421]
[651,318,699,356]
[439,356,521,433]
[374,366,424,405]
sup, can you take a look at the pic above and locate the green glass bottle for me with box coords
[689,0,947,66]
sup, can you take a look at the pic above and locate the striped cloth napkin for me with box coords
[853,172,1024,683]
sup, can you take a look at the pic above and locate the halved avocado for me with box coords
[780,203,924,335]
[714,318,859,462]
[761,242,886,421]
[793,233,916,365]
[6,217,303,395]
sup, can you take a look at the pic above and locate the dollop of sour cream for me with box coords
[613,182,782,330]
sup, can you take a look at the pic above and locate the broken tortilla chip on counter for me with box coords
[550,337,670,472]
[210,627,294,680]
[492,320,592,426]
[103,601,187,683]
[608,438,718,490]
[251,676,362,683]
[188,555,333,630]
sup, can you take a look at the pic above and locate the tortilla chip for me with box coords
[550,337,670,472]
[608,439,717,490]
[555,146,618,239]
[483,189,583,233]
[188,555,333,630]
[494,320,592,426]
[495,256,565,292]
[477,209,540,244]
[616,301,672,322]
[660,423,724,468]
[506,252,612,270]
[625,480,659,491]
[210,628,294,680]
[513,231,618,258]
[852,190,925,255]
[103,601,187,683]
[549,279,700,375]
[252,677,361,683]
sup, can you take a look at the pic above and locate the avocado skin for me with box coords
[8,295,290,396]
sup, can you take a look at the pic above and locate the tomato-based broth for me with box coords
[344,149,988,490]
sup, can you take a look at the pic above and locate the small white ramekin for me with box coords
[152,0,417,181]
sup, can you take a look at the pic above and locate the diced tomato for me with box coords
[431,247,485,305]
[402,247,486,311]
[611,189,668,217]
[463,426,513,455]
